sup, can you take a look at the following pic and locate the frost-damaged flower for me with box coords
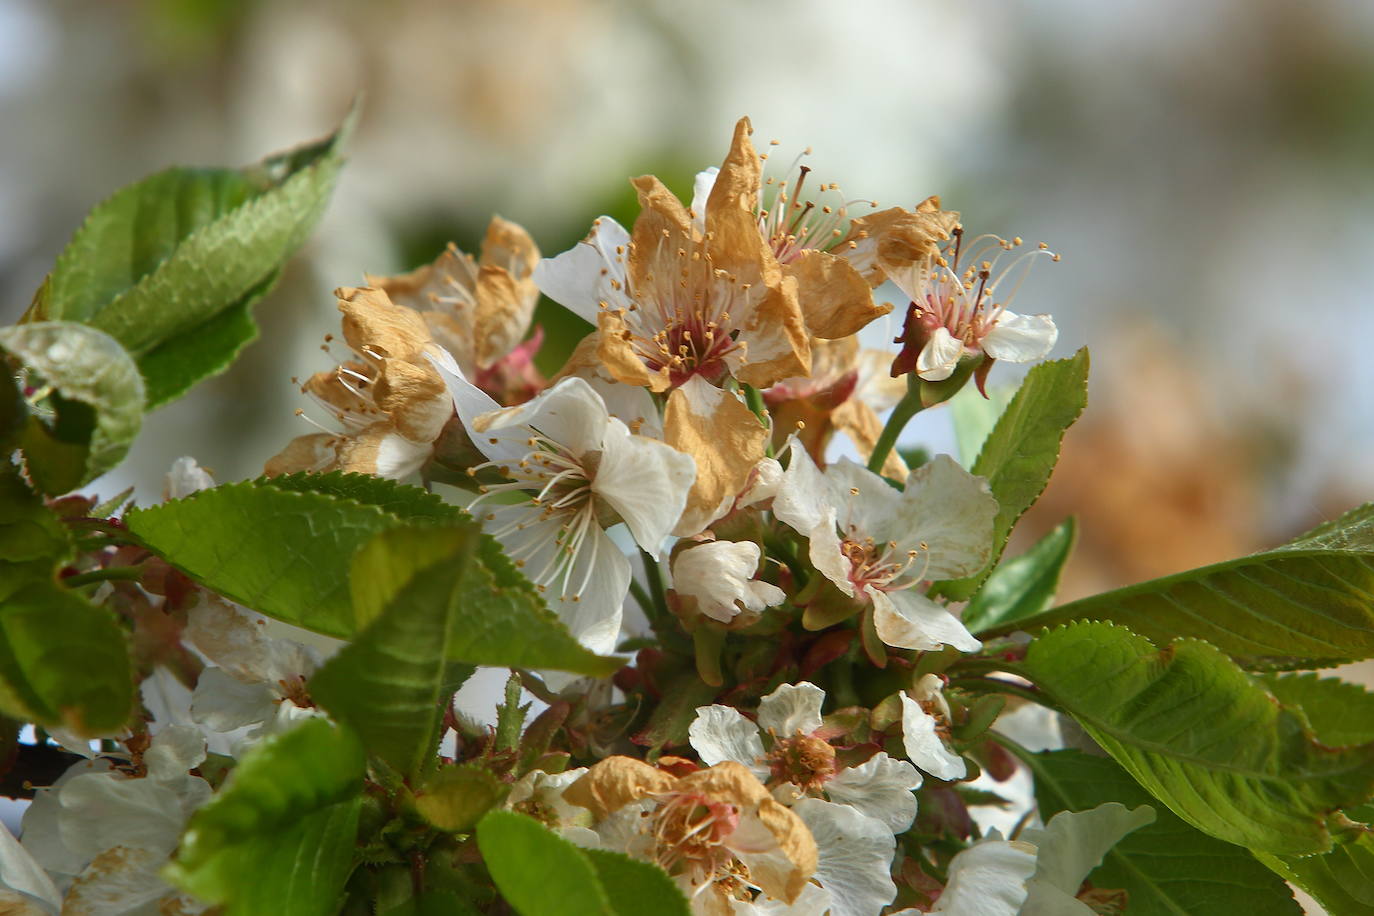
[185,595,325,752]
[904,803,1154,916]
[764,337,909,479]
[435,356,695,654]
[564,757,818,916]
[266,287,454,480]
[773,449,996,653]
[890,227,1058,385]
[367,216,544,403]
[899,674,966,781]
[688,683,915,916]
[535,118,811,392]
[671,540,785,624]
[18,727,211,914]
[664,376,771,538]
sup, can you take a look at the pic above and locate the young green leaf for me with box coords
[1261,672,1374,747]
[1022,749,1302,916]
[1022,621,1374,855]
[168,718,365,913]
[27,109,353,406]
[310,526,481,778]
[0,321,144,493]
[582,849,691,916]
[1254,835,1374,916]
[0,467,73,601]
[933,348,1089,601]
[476,810,614,916]
[412,765,511,833]
[962,517,1076,635]
[998,502,1374,669]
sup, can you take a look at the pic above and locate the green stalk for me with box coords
[62,566,144,588]
[866,375,924,473]
[640,550,671,623]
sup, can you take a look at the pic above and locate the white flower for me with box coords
[162,456,215,500]
[920,803,1155,916]
[433,356,696,655]
[899,676,966,782]
[772,448,995,653]
[19,727,211,914]
[889,230,1058,382]
[671,541,785,623]
[505,768,599,848]
[184,595,326,752]
[688,681,921,843]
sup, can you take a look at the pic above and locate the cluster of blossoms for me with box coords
[2,118,1155,916]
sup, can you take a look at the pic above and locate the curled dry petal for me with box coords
[664,376,769,537]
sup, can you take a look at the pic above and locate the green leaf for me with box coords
[28,110,353,404]
[1255,836,1374,915]
[949,381,1014,469]
[1022,621,1374,854]
[632,671,719,752]
[963,517,1075,635]
[0,366,25,454]
[0,467,72,601]
[934,348,1088,601]
[583,848,692,916]
[477,810,613,916]
[495,671,530,753]
[137,267,278,409]
[262,471,468,524]
[168,718,365,912]
[126,477,419,638]
[412,765,511,833]
[1000,502,1374,669]
[1023,749,1301,915]
[1261,672,1374,747]
[311,526,481,778]
[0,321,144,492]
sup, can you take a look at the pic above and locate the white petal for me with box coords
[479,376,609,459]
[56,775,191,861]
[594,417,696,557]
[983,312,1058,364]
[738,457,783,508]
[807,511,854,598]
[687,706,767,774]
[912,673,953,721]
[690,167,719,233]
[61,846,178,915]
[582,375,663,439]
[770,441,830,536]
[371,432,434,480]
[671,541,784,623]
[532,217,632,323]
[889,454,997,580]
[822,458,899,539]
[730,881,832,916]
[1018,803,1155,916]
[19,758,113,878]
[873,588,981,654]
[427,352,528,465]
[0,822,60,912]
[930,838,1037,915]
[144,726,206,781]
[163,456,214,500]
[899,691,967,781]
[186,596,320,688]
[757,682,825,738]
[190,667,278,733]
[792,798,897,916]
[916,327,964,381]
[824,753,921,833]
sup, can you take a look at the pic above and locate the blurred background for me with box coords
[2,2,1372,906]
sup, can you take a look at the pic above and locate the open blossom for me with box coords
[535,118,811,392]
[564,757,818,916]
[17,727,211,914]
[890,227,1058,383]
[899,675,966,781]
[671,540,786,624]
[266,287,454,479]
[772,448,996,653]
[434,355,696,654]
[367,216,545,403]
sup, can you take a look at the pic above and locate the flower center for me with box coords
[840,534,930,594]
[767,734,837,792]
[756,144,876,264]
[652,792,741,880]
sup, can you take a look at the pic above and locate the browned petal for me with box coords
[704,118,764,274]
[479,215,540,279]
[732,277,811,390]
[264,433,341,476]
[365,242,478,312]
[596,309,668,391]
[564,755,677,820]
[786,249,891,339]
[676,759,771,808]
[337,286,435,364]
[373,356,452,443]
[753,796,819,902]
[473,264,533,368]
[301,361,377,418]
[335,422,433,478]
[626,174,697,307]
[833,398,908,480]
[664,377,768,536]
[420,309,477,373]
[846,198,960,287]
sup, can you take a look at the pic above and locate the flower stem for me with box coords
[742,384,774,457]
[640,550,671,624]
[62,566,143,589]
[866,375,924,473]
